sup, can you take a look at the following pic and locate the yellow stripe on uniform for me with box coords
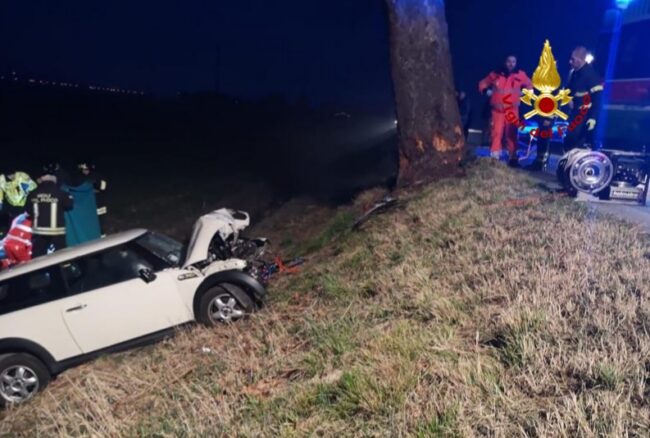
[33,227,66,236]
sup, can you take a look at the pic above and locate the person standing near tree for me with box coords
[479,55,532,166]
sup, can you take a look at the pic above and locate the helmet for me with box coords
[77,161,96,174]
[42,162,60,175]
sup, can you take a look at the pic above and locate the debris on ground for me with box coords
[352,196,399,230]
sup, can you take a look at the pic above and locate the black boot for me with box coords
[508,158,521,168]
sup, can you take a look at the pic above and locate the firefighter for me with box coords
[525,116,555,171]
[0,213,33,269]
[77,161,108,237]
[479,55,533,167]
[28,164,74,257]
[564,46,604,152]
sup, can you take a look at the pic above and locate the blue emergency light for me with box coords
[615,0,632,9]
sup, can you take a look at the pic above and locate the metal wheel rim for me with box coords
[562,149,589,169]
[569,152,614,193]
[0,365,40,403]
[208,293,245,323]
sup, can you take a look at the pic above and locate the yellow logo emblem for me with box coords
[521,40,572,120]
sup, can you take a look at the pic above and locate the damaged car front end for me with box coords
[182,208,272,287]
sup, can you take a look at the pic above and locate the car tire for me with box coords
[197,283,257,326]
[0,353,51,408]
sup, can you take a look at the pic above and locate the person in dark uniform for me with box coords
[526,116,555,171]
[564,46,604,152]
[28,164,74,257]
[77,161,108,237]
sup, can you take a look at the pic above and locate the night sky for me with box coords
[2,0,613,114]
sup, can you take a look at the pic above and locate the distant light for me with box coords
[616,0,633,9]
[586,53,595,64]
[394,119,398,126]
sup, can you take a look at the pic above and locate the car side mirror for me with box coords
[139,268,157,283]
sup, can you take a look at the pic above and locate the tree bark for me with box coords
[386,0,465,188]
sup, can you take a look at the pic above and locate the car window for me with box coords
[0,268,66,316]
[134,232,184,268]
[61,245,155,295]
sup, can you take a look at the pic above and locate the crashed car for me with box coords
[0,208,268,407]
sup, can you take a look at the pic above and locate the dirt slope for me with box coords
[2,161,649,437]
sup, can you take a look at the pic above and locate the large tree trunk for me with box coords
[386,0,465,188]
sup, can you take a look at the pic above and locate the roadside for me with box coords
[3,160,648,436]
[473,143,650,233]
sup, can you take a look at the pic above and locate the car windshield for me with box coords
[135,232,185,267]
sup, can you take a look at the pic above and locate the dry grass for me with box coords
[2,160,650,437]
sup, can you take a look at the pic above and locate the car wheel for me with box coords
[197,283,256,326]
[0,353,50,408]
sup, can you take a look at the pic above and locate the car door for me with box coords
[60,245,188,354]
[0,267,83,361]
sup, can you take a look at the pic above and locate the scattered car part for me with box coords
[256,256,305,284]
[352,196,399,230]
[557,148,650,205]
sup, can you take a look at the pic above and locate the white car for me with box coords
[0,208,268,407]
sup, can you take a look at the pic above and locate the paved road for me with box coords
[473,145,650,233]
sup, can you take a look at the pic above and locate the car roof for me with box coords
[0,229,148,282]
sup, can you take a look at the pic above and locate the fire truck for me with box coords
[599,0,650,150]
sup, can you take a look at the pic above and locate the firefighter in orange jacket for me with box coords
[479,55,532,167]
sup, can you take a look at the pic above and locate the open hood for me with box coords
[182,208,251,268]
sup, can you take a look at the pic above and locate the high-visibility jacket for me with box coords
[0,213,32,269]
[0,172,37,208]
[479,69,532,113]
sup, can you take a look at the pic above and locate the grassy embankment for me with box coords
[2,161,649,437]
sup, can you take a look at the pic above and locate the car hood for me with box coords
[182,208,251,268]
